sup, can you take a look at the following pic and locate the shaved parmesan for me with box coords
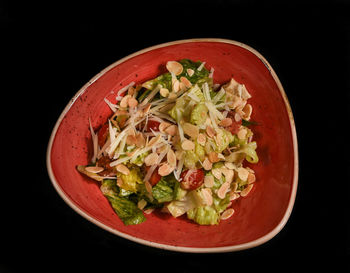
[197,62,206,71]
[89,118,98,163]
[104,98,117,112]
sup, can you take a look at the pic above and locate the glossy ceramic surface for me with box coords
[47,38,298,252]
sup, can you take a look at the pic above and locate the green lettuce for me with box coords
[187,206,219,225]
[100,179,146,225]
[152,174,177,203]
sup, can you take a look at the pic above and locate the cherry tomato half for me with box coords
[180,169,205,190]
[145,120,160,132]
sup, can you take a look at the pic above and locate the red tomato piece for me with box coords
[180,169,205,190]
[98,123,109,147]
[146,120,160,132]
[146,166,161,186]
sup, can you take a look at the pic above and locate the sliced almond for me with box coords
[137,199,147,210]
[217,182,230,199]
[120,95,131,108]
[237,167,249,181]
[116,164,130,175]
[167,149,177,167]
[242,104,252,120]
[181,139,195,151]
[147,135,161,147]
[117,177,123,187]
[202,157,213,171]
[234,112,242,122]
[204,175,214,188]
[166,61,183,76]
[158,163,175,176]
[160,88,170,98]
[221,168,234,184]
[183,122,199,139]
[85,166,104,173]
[156,144,169,154]
[165,124,178,136]
[224,162,236,170]
[144,208,154,214]
[219,118,233,127]
[168,92,177,100]
[221,208,235,220]
[240,184,254,197]
[135,133,146,148]
[159,121,171,133]
[128,97,138,108]
[206,126,216,138]
[144,152,159,166]
[201,188,213,206]
[172,80,180,93]
[126,135,137,146]
[211,168,222,180]
[175,150,184,160]
[180,76,192,88]
[187,68,194,76]
[229,191,240,201]
[197,133,206,146]
[231,182,238,192]
[208,151,220,163]
[247,172,256,184]
[237,128,247,140]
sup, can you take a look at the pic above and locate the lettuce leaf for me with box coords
[100,179,146,225]
[152,174,177,203]
[187,206,219,225]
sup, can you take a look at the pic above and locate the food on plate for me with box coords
[77,59,259,225]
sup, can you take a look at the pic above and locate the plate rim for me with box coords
[46,38,299,253]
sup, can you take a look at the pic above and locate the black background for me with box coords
[1,0,349,272]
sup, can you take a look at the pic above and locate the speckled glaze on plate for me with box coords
[46,38,298,253]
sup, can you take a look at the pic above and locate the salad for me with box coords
[77,59,259,225]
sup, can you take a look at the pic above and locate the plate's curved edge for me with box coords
[46,38,299,253]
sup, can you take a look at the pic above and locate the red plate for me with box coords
[47,39,298,252]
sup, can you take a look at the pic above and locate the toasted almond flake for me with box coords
[224,162,236,170]
[221,208,235,220]
[158,163,174,176]
[234,112,242,122]
[179,82,186,92]
[117,177,123,187]
[126,135,137,145]
[240,184,254,197]
[144,208,154,214]
[120,94,131,108]
[144,152,159,166]
[217,182,230,199]
[206,126,216,138]
[219,118,233,127]
[116,164,130,175]
[204,175,214,188]
[165,124,178,136]
[211,168,222,180]
[147,135,161,147]
[202,157,213,171]
[137,199,147,210]
[197,133,206,146]
[168,92,177,100]
[175,150,184,160]
[180,76,192,88]
[167,149,177,167]
[229,191,240,201]
[136,133,146,148]
[201,188,213,206]
[208,151,220,163]
[242,104,252,120]
[237,128,247,140]
[217,153,225,160]
[183,122,199,139]
[181,139,195,150]
[85,166,104,173]
[221,168,234,184]
[160,88,169,97]
[172,80,180,93]
[159,121,171,133]
[237,167,249,181]
[247,173,256,184]
[166,61,183,76]
[187,68,194,76]
[128,97,138,108]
